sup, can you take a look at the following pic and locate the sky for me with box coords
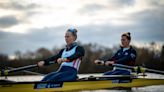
[0,0,164,55]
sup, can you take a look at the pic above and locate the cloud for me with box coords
[127,4,164,42]
[78,21,164,46]
[0,15,19,28]
[108,0,135,7]
[0,0,41,23]
[0,26,68,55]
[0,25,114,55]
[78,4,105,14]
[1,21,164,55]
[0,0,164,55]
[0,1,39,11]
[78,0,135,14]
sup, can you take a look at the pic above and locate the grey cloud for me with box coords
[0,1,40,17]
[109,0,135,6]
[78,19,164,45]
[0,0,164,55]
[0,15,19,28]
[79,24,129,45]
[0,22,164,55]
[0,26,68,55]
[0,1,40,11]
[128,6,164,42]
[78,0,135,14]
[78,4,105,14]
[0,31,21,54]
[0,25,114,55]
[0,1,41,28]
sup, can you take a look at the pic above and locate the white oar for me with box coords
[8,67,43,75]
[0,64,38,76]
[112,64,164,75]
[0,61,55,76]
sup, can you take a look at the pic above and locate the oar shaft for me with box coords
[112,64,164,75]
[0,64,38,76]
[8,67,43,75]
[145,68,164,75]
[112,64,134,69]
[0,61,56,76]
[8,64,38,73]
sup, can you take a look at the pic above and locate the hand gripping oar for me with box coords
[112,64,164,75]
[0,61,55,76]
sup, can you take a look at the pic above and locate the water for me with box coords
[1,73,164,92]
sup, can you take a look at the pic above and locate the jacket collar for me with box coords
[66,42,77,50]
[120,45,132,50]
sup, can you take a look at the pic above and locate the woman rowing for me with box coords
[37,28,85,81]
[94,32,137,75]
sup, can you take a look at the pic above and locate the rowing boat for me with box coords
[1,75,164,92]
[1,63,164,92]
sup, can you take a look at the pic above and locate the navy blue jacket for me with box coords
[107,46,137,66]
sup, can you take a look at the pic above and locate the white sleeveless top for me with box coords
[60,46,81,71]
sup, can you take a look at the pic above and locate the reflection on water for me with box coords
[1,73,164,92]
[78,85,164,92]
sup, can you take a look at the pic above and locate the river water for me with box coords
[1,73,164,92]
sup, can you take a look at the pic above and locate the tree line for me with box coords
[0,42,164,75]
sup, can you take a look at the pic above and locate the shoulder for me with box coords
[130,46,137,54]
[76,45,84,49]
[75,45,85,54]
[76,45,85,50]
[130,46,136,51]
[117,47,123,52]
[59,48,65,53]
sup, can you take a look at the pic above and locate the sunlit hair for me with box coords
[67,28,78,40]
[122,32,131,41]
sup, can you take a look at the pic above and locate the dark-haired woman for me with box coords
[94,32,137,75]
[37,28,85,81]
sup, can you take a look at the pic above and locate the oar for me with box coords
[8,67,43,75]
[0,64,38,76]
[0,61,55,76]
[112,64,164,75]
